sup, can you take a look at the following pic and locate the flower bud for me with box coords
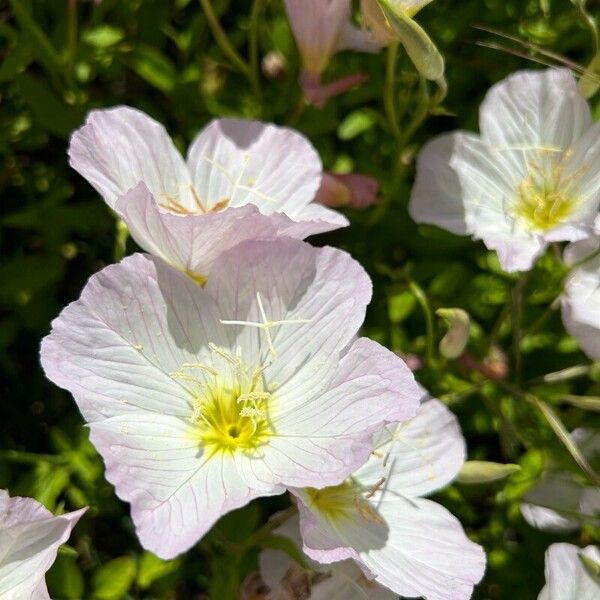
[436,308,470,359]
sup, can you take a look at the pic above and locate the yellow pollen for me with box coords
[180,347,273,455]
[513,149,584,232]
[305,480,384,525]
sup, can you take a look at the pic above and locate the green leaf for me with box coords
[47,554,85,600]
[137,552,181,589]
[130,45,177,92]
[337,109,377,140]
[388,291,416,323]
[17,74,82,137]
[578,50,600,99]
[92,557,136,600]
[457,461,521,484]
[377,0,444,80]
[83,25,125,48]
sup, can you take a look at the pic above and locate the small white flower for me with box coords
[538,543,600,600]
[410,69,600,272]
[291,398,486,600]
[561,238,600,359]
[0,490,85,599]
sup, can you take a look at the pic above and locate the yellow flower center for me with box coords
[305,480,384,525]
[171,345,273,455]
[513,149,583,232]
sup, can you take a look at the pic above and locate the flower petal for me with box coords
[354,398,465,497]
[89,415,265,559]
[0,491,85,599]
[479,69,591,153]
[68,106,190,209]
[296,491,486,600]
[115,183,281,280]
[538,543,600,600]
[561,239,600,360]
[186,118,324,217]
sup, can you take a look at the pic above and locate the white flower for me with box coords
[41,239,421,559]
[561,237,600,359]
[410,69,600,272]
[538,543,600,599]
[291,398,486,600]
[69,107,348,283]
[0,490,85,599]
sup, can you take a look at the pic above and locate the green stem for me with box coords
[488,296,511,349]
[242,505,297,550]
[511,273,527,383]
[535,364,593,384]
[496,381,600,486]
[0,450,64,465]
[398,76,429,149]
[67,0,78,67]
[248,0,264,102]
[408,280,435,365]
[384,44,402,141]
[199,0,251,77]
[521,295,560,338]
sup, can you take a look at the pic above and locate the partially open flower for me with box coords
[561,238,600,359]
[538,543,600,599]
[41,239,421,559]
[0,490,86,599]
[361,0,443,81]
[291,398,486,600]
[410,69,600,272]
[69,107,348,284]
[284,0,378,107]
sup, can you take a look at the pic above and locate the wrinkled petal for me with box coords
[186,118,323,217]
[538,543,600,600]
[480,69,591,153]
[0,490,85,599]
[355,398,465,497]
[68,106,191,209]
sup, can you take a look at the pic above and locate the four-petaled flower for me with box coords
[69,107,348,283]
[410,69,600,272]
[41,238,421,559]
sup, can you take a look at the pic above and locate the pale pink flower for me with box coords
[561,237,600,359]
[69,107,348,283]
[291,398,486,600]
[538,543,600,599]
[410,69,600,272]
[0,490,86,599]
[284,0,378,107]
[41,239,421,559]
[315,173,379,210]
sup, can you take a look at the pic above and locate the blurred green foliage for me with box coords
[1,0,599,598]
